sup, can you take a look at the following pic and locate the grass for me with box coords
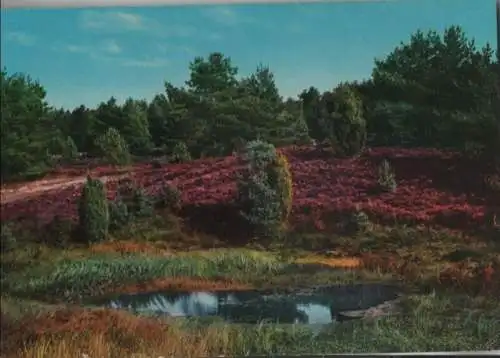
[2,249,285,301]
[1,211,499,357]
[2,293,499,358]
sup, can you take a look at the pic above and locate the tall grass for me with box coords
[2,250,285,299]
[11,294,500,358]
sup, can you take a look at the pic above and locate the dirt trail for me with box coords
[1,174,127,205]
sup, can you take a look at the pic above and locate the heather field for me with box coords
[2,146,494,231]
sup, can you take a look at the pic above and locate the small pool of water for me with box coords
[94,283,400,324]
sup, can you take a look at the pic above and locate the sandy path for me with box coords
[1,174,127,205]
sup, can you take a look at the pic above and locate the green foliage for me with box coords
[129,187,154,219]
[349,209,371,234]
[267,152,293,224]
[0,71,54,181]
[321,84,367,156]
[156,184,182,212]
[78,176,109,243]
[42,215,74,248]
[0,223,17,253]
[369,26,496,150]
[378,159,397,193]
[121,98,154,155]
[237,140,291,238]
[241,140,277,170]
[108,195,130,231]
[62,136,78,160]
[47,135,78,162]
[112,179,155,222]
[1,25,498,182]
[169,141,192,163]
[6,250,283,298]
[94,127,131,166]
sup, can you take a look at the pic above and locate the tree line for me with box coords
[1,25,498,182]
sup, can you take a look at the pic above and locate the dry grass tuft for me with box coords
[111,277,252,296]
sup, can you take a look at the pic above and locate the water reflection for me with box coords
[101,283,399,324]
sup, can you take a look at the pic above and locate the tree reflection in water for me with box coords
[104,284,400,324]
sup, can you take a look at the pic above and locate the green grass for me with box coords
[2,214,499,356]
[1,249,286,300]
[159,292,500,353]
[4,292,499,356]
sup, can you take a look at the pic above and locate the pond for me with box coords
[93,283,401,324]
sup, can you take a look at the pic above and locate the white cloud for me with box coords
[78,10,196,39]
[121,58,170,68]
[156,43,171,54]
[55,40,122,60]
[207,32,223,41]
[5,31,36,46]
[102,39,122,54]
[55,38,172,69]
[64,44,90,54]
[202,7,253,27]
[166,25,196,38]
[79,10,147,32]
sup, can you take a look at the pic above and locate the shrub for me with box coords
[156,184,182,212]
[94,127,131,166]
[0,223,17,253]
[267,152,293,224]
[62,136,78,161]
[78,176,109,243]
[170,141,191,163]
[349,208,371,233]
[42,215,74,247]
[108,195,130,231]
[129,187,154,219]
[378,159,397,192]
[321,85,367,157]
[241,140,276,171]
[237,140,292,238]
[114,178,154,220]
[117,177,135,199]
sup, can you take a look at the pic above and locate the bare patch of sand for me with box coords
[1,174,127,204]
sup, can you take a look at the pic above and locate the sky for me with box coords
[1,0,497,109]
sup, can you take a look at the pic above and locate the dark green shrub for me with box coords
[169,141,191,163]
[156,184,182,212]
[48,136,78,162]
[78,176,109,243]
[321,85,367,157]
[1,223,17,253]
[62,136,78,161]
[378,159,397,193]
[108,195,130,231]
[349,208,371,233]
[239,172,283,238]
[94,127,131,166]
[114,178,154,221]
[117,177,135,199]
[237,140,292,239]
[266,151,293,225]
[129,187,154,218]
[42,215,74,247]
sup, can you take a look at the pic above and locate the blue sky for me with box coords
[1,0,496,109]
